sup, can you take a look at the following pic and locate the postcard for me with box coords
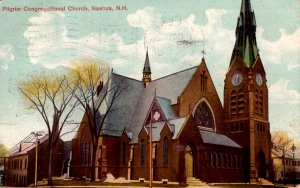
[0,0,299,187]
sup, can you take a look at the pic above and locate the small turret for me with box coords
[142,48,151,87]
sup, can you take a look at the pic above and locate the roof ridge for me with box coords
[112,73,142,83]
[152,66,198,82]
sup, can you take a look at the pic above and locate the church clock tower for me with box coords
[224,0,272,182]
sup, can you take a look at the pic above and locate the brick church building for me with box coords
[71,0,273,183]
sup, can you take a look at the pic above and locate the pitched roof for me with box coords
[10,134,49,157]
[92,67,197,139]
[98,73,144,136]
[169,117,187,139]
[199,130,242,148]
[156,97,176,120]
[128,67,197,143]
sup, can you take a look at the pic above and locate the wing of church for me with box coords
[71,0,273,184]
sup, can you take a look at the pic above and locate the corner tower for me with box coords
[142,48,152,87]
[224,0,272,182]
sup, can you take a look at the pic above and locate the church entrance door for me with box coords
[185,145,193,177]
[257,150,266,178]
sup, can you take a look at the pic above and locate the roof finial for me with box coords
[201,49,206,59]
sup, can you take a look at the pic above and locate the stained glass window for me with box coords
[194,102,214,129]
[122,142,126,166]
[163,137,168,167]
[140,139,144,166]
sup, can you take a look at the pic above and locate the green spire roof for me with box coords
[230,0,259,68]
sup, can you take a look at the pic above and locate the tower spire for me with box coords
[230,0,259,68]
[142,47,151,87]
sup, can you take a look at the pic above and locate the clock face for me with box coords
[231,72,243,86]
[256,73,263,86]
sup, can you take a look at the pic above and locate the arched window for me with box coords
[194,102,214,129]
[231,90,237,115]
[205,152,209,167]
[85,143,89,165]
[238,89,244,114]
[233,155,237,168]
[255,89,264,116]
[163,137,168,167]
[122,142,126,166]
[218,153,223,168]
[224,154,228,168]
[88,143,91,165]
[228,154,232,168]
[81,143,85,165]
[140,139,145,166]
[212,153,216,167]
[216,153,220,167]
[207,153,211,167]
[237,155,241,168]
[259,90,263,114]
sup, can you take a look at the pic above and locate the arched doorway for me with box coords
[257,150,266,178]
[185,145,193,177]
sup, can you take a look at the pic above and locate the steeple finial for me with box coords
[230,0,259,68]
[142,47,152,87]
[201,49,206,59]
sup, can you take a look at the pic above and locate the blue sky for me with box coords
[0,0,299,148]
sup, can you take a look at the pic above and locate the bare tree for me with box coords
[18,74,79,185]
[70,61,128,181]
[271,131,294,184]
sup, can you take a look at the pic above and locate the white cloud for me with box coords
[269,79,300,104]
[258,28,300,70]
[23,7,236,82]
[117,8,235,81]
[127,7,160,30]
[0,44,14,69]
[24,12,125,69]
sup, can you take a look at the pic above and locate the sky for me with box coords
[0,0,299,149]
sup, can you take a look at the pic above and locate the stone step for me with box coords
[258,178,273,185]
[186,177,207,186]
[186,177,200,180]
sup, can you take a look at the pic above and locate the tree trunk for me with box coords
[91,143,97,181]
[48,147,53,185]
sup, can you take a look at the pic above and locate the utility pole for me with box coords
[291,143,296,187]
[149,110,152,188]
[34,138,38,187]
[283,148,286,185]
[32,131,44,187]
